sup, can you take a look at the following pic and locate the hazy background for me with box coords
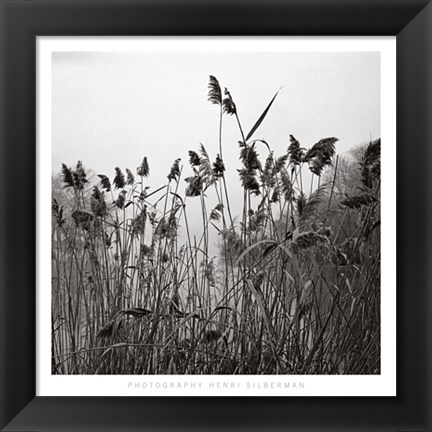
[52,51,380,253]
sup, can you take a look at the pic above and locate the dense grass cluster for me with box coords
[52,76,381,375]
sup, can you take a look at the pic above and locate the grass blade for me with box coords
[245,88,281,142]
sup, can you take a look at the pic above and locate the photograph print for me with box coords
[51,44,382,376]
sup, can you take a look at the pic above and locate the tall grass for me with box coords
[51,76,380,375]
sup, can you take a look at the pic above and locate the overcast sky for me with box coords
[52,50,380,252]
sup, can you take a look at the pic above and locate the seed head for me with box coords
[125,168,135,185]
[208,75,222,106]
[137,156,150,178]
[98,174,111,192]
[222,88,237,115]
[212,154,225,178]
[167,158,181,182]
[113,167,126,190]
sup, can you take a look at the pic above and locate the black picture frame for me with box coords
[1,0,431,430]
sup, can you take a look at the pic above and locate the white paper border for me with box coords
[37,36,396,397]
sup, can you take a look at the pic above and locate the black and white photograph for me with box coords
[44,38,393,390]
